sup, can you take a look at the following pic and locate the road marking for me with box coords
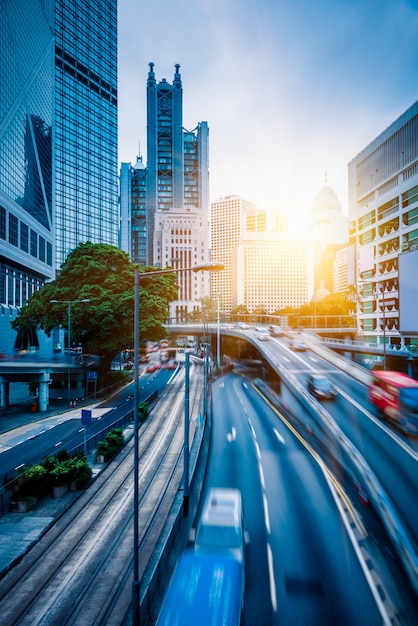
[259,462,266,489]
[226,427,236,442]
[273,428,285,445]
[267,543,278,612]
[263,493,271,533]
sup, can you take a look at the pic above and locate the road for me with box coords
[202,371,417,625]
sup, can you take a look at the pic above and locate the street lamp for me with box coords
[216,295,221,370]
[50,299,90,406]
[131,261,224,626]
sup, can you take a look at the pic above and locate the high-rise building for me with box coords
[309,179,348,293]
[348,100,418,350]
[231,232,313,313]
[210,195,258,312]
[120,64,210,321]
[1,0,118,352]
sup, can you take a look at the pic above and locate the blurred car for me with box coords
[165,359,177,370]
[290,338,306,351]
[307,374,337,400]
[145,362,161,373]
[236,322,250,330]
[255,327,270,341]
[269,325,283,337]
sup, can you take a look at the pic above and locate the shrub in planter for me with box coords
[50,459,73,487]
[139,401,149,422]
[72,457,92,488]
[95,428,124,462]
[95,440,110,462]
[14,464,47,501]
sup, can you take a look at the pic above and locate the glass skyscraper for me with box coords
[0,0,118,353]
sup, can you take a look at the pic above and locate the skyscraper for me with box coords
[0,0,118,352]
[120,63,210,321]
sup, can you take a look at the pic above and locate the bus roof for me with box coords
[156,550,242,626]
[372,370,418,388]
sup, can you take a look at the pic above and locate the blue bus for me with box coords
[156,548,243,626]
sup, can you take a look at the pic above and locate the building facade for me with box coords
[348,100,418,349]
[231,233,314,313]
[210,195,258,312]
[309,180,348,293]
[120,64,210,321]
[0,0,118,353]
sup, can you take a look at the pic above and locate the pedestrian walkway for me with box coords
[0,398,123,578]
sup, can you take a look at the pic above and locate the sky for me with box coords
[118,0,418,230]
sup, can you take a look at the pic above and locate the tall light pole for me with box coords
[216,295,221,370]
[131,261,223,626]
[50,299,90,406]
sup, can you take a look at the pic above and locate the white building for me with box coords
[231,232,314,313]
[348,100,418,349]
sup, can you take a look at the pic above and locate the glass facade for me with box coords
[1,0,118,353]
[54,0,118,267]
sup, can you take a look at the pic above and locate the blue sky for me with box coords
[118,0,418,228]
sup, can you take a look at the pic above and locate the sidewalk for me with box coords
[0,398,118,578]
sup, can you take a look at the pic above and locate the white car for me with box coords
[255,327,270,341]
[195,488,245,564]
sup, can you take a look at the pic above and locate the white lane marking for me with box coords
[263,493,271,534]
[273,428,285,445]
[267,543,278,612]
[226,427,237,442]
[254,440,261,460]
[248,419,257,440]
[259,461,266,490]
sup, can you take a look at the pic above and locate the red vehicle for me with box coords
[368,370,418,434]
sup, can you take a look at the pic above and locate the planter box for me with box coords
[68,480,78,492]
[17,497,37,512]
[53,485,68,498]
[97,455,105,464]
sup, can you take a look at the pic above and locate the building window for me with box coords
[9,214,18,247]
[0,206,5,240]
[21,222,29,252]
[30,229,38,258]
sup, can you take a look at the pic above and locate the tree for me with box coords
[11,242,178,381]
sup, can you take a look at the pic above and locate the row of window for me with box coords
[0,206,52,266]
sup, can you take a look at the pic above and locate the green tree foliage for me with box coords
[11,243,178,378]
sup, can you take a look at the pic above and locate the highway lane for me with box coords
[208,372,397,625]
[258,337,418,552]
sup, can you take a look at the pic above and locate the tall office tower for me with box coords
[1,0,118,353]
[210,195,258,312]
[247,208,288,233]
[309,179,348,293]
[231,232,313,313]
[120,157,147,265]
[348,100,418,350]
[120,64,210,320]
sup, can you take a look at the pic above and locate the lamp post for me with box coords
[131,261,223,626]
[50,299,90,406]
[216,295,221,370]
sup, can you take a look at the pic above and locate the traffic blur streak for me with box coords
[253,335,418,597]
[208,373,399,625]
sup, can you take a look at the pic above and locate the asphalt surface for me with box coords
[0,385,111,579]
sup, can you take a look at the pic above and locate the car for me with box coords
[165,359,177,370]
[255,327,270,341]
[269,325,283,337]
[195,488,245,565]
[236,322,250,330]
[290,338,306,351]
[307,374,337,400]
[145,362,161,373]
